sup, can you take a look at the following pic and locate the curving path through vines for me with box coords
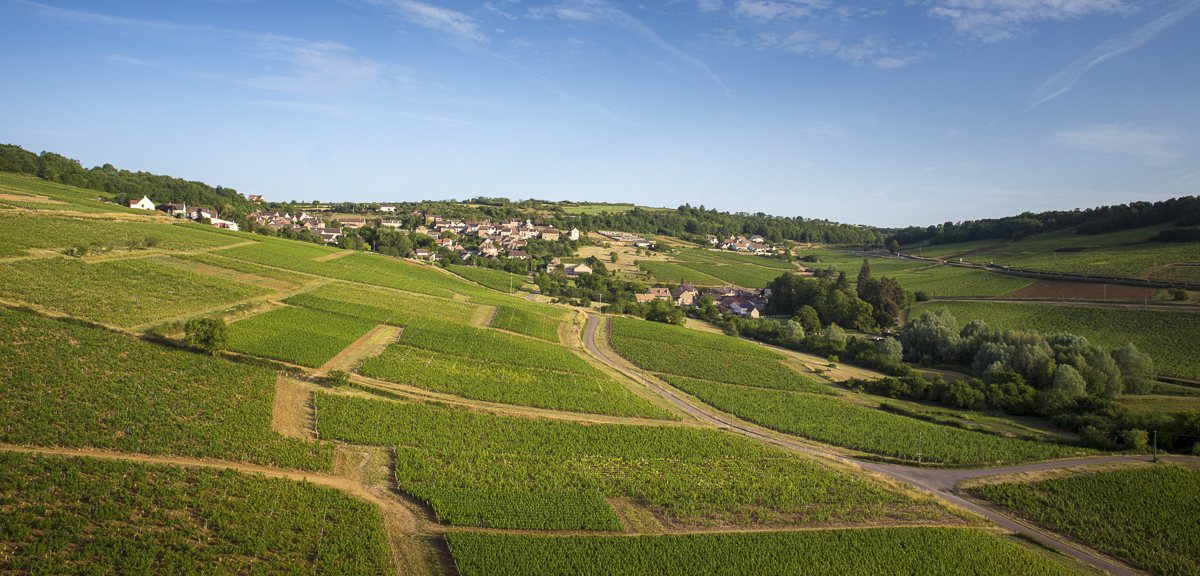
[581,313,1200,576]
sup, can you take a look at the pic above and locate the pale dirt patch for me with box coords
[0,192,65,204]
[315,324,403,377]
[272,375,319,440]
[312,250,353,262]
[608,498,665,534]
[471,305,498,328]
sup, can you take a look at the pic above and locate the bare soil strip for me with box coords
[272,375,320,440]
[315,324,403,377]
[1003,280,1157,300]
[313,250,354,262]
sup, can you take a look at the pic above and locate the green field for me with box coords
[637,260,725,286]
[399,319,601,375]
[610,317,826,394]
[0,172,139,214]
[491,304,562,342]
[0,307,332,469]
[0,452,390,574]
[226,305,377,368]
[315,395,950,529]
[285,281,481,326]
[447,528,1079,576]
[911,301,1200,379]
[972,464,1200,576]
[560,204,636,214]
[358,345,674,419]
[0,213,244,257]
[0,257,270,326]
[957,226,1200,283]
[448,264,532,293]
[665,376,1097,466]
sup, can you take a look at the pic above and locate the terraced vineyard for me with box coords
[0,452,390,574]
[972,464,1200,576]
[358,345,674,419]
[285,281,480,326]
[400,319,600,375]
[912,300,1200,379]
[0,257,271,326]
[315,395,951,529]
[664,376,1096,466]
[448,527,1079,576]
[226,305,377,368]
[491,304,562,342]
[610,317,827,394]
[0,307,332,469]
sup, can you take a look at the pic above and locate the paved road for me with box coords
[582,313,1200,576]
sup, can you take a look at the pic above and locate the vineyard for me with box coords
[676,249,799,270]
[358,345,675,419]
[314,394,950,529]
[0,307,333,469]
[0,453,390,574]
[663,376,1096,466]
[447,528,1079,575]
[0,212,242,257]
[447,264,531,294]
[175,252,312,288]
[490,304,562,342]
[972,464,1200,576]
[610,317,827,394]
[284,281,480,326]
[0,172,143,214]
[636,260,724,286]
[912,300,1200,379]
[226,305,377,368]
[886,264,1034,297]
[399,319,602,376]
[0,257,270,326]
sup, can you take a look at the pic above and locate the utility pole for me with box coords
[917,430,923,464]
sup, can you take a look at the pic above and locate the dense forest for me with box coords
[0,144,254,214]
[887,196,1200,247]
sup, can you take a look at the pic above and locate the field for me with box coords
[399,319,601,375]
[0,213,243,257]
[447,527,1078,576]
[664,376,1096,466]
[447,264,532,293]
[1001,280,1158,300]
[0,257,270,327]
[226,305,377,368]
[636,249,798,288]
[0,452,390,574]
[0,172,137,214]
[675,249,799,270]
[0,307,332,469]
[911,301,1200,379]
[972,464,1200,576]
[795,249,1033,297]
[610,317,827,394]
[284,281,481,326]
[637,260,724,286]
[358,345,674,419]
[956,226,1200,283]
[559,203,636,214]
[175,252,313,289]
[904,239,1010,258]
[314,395,952,529]
[491,304,562,342]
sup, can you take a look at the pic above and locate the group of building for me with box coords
[128,196,241,232]
[709,235,774,253]
[632,283,769,318]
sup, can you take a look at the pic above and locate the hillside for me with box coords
[2,173,1195,574]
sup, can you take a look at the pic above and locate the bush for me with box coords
[183,318,227,355]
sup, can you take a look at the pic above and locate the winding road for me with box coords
[582,313,1198,576]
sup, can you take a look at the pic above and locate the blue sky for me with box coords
[1,0,1197,227]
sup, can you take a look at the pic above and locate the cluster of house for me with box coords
[631,283,769,318]
[409,216,580,261]
[708,235,774,253]
[246,210,343,243]
[129,196,241,232]
[597,231,655,248]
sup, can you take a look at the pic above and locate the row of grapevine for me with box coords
[446,265,531,294]
[314,394,949,529]
[399,318,601,376]
[0,307,333,470]
[664,375,1096,466]
[416,487,622,531]
[676,249,799,270]
[446,527,1078,575]
[972,464,1200,576]
[226,305,377,368]
[0,452,390,574]
[358,345,675,419]
[0,210,242,256]
[0,257,270,327]
[490,305,562,342]
[285,281,480,326]
[610,317,826,394]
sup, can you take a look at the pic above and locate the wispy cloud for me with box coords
[755,29,920,68]
[734,0,831,20]
[1028,0,1200,109]
[243,34,392,96]
[16,0,189,30]
[531,0,735,98]
[489,51,645,127]
[930,0,1131,42]
[1053,124,1183,164]
[366,0,488,42]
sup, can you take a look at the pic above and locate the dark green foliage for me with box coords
[0,453,390,574]
[448,528,1079,576]
[183,317,227,355]
[766,272,875,331]
[973,465,1200,576]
